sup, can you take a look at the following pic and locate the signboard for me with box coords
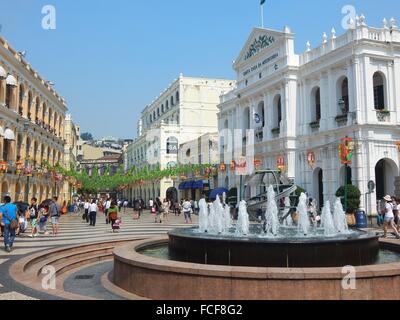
[242,52,279,77]
[368,181,376,193]
[166,137,178,155]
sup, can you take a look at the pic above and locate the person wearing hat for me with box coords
[382,195,400,239]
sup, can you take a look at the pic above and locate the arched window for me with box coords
[176,91,180,103]
[150,114,153,123]
[337,77,349,113]
[273,95,282,129]
[35,97,40,122]
[153,111,156,120]
[157,108,160,117]
[311,87,321,122]
[373,72,386,110]
[27,91,33,120]
[161,104,164,113]
[166,100,169,109]
[256,101,265,127]
[18,84,25,115]
[171,96,174,106]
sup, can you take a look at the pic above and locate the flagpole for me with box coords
[261,3,264,28]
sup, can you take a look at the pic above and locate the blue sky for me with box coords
[0,0,399,139]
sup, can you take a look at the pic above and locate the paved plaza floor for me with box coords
[0,209,198,300]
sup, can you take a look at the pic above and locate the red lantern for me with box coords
[277,156,285,172]
[307,152,316,169]
[254,159,262,169]
[0,161,8,174]
[16,160,23,175]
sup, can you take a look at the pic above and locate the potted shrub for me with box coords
[336,185,361,227]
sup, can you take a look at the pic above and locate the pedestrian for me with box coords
[182,199,193,224]
[29,198,39,238]
[84,199,90,223]
[123,199,128,213]
[194,200,199,215]
[105,198,111,224]
[38,204,49,235]
[108,201,120,232]
[154,198,162,223]
[162,199,170,222]
[382,195,400,239]
[89,199,98,227]
[0,196,18,253]
[149,198,154,212]
[118,200,123,213]
[49,197,61,237]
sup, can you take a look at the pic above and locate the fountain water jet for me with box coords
[297,193,310,236]
[321,201,336,236]
[333,197,349,234]
[198,198,208,233]
[236,201,250,236]
[265,186,279,236]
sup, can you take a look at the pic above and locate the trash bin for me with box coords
[355,210,368,228]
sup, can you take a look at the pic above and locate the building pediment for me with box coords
[234,27,291,69]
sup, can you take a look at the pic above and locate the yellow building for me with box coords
[0,36,68,203]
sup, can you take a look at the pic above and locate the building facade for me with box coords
[63,114,80,202]
[0,36,68,203]
[124,75,235,203]
[218,17,400,214]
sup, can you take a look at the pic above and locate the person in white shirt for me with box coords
[149,199,154,210]
[89,200,98,227]
[84,200,90,223]
[105,198,111,224]
[383,195,400,239]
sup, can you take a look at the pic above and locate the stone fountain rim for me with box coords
[168,227,379,244]
[113,237,400,280]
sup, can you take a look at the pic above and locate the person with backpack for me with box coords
[29,198,39,238]
[50,196,61,237]
[0,196,18,253]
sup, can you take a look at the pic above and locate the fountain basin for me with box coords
[113,237,400,300]
[168,227,379,268]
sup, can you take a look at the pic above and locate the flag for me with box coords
[260,0,266,5]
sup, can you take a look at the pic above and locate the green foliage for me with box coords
[81,132,94,141]
[336,185,361,212]
[47,162,214,196]
[295,186,306,197]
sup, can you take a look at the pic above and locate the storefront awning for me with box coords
[3,128,15,141]
[192,180,204,189]
[0,66,6,79]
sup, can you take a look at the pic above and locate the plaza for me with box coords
[1,1,400,303]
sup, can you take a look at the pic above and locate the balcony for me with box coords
[309,120,320,131]
[335,114,348,126]
[376,110,390,123]
[271,127,280,138]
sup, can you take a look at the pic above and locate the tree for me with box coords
[336,185,361,213]
[81,132,94,141]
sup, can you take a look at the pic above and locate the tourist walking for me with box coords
[29,198,39,238]
[38,204,49,235]
[84,200,90,223]
[149,199,154,212]
[108,201,120,232]
[89,199,98,227]
[50,197,61,237]
[154,198,162,223]
[162,199,170,222]
[182,199,193,224]
[382,195,400,239]
[0,196,18,253]
[105,198,111,224]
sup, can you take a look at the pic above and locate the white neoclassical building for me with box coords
[218,16,400,214]
[124,75,235,203]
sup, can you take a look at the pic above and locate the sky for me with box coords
[0,0,399,139]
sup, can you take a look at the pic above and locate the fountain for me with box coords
[264,186,279,236]
[297,193,310,236]
[113,184,390,300]
[236,201,249,236]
